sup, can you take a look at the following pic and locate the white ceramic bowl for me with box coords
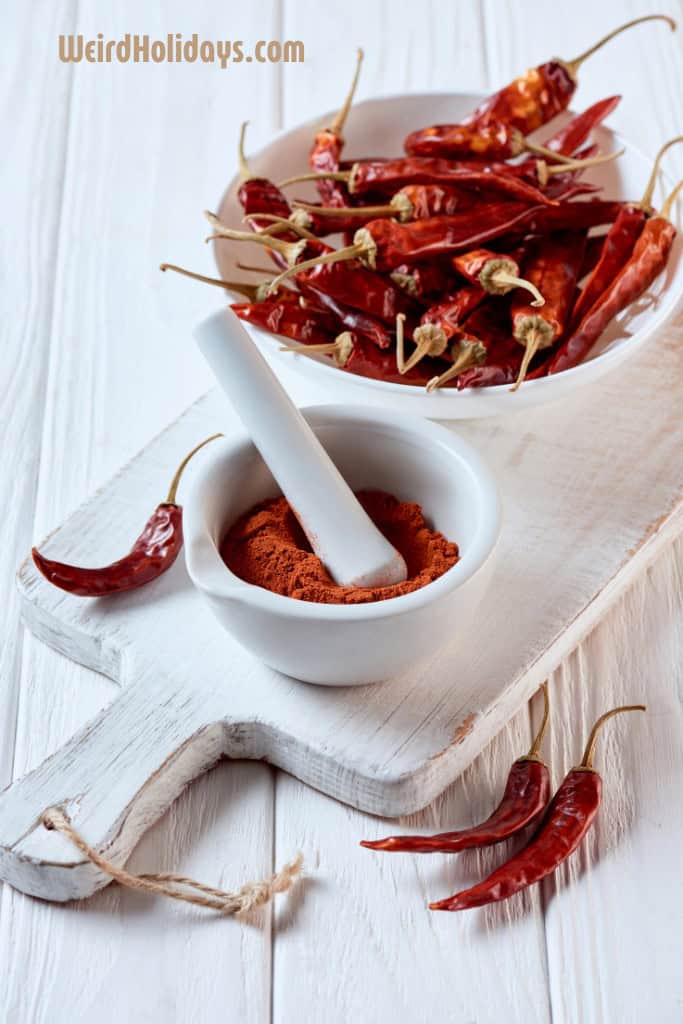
[215,92,683,419]
[184,405,501,685]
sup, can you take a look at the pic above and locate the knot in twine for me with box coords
[42,806,303,915]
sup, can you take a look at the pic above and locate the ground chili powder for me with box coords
[220,489,459,604]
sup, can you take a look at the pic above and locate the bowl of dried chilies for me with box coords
[164,14,683,419]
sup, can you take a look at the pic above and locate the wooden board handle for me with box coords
[0,675,225,901]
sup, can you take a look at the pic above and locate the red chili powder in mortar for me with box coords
[220,489,459,604]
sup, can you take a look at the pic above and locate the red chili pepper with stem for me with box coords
[291,183,482,232]
[568,135,683,329]
[282,155,588,206]
[548,178,683,375]
[453,247,544,303]
[510,231,587,389]
[32,436,222,597]
[207,215,421,329]
[430,704,646,912]
[296,282,394,349]
[236,123,291,228]
[404,16,673,158]
[309,49,363,208]
[267,194,624,284]
[362,684,551,852]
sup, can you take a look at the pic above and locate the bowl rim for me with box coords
[184,403,502,620]
[216,90,682,404]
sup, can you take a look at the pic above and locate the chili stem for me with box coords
[395,313,407,373]
[525,682,550,760]
[237,261,275,274]
[403,324,449,372]
[579,704,646,770]
[488,269,545,306]
[661,177,683,221]
[280,331,354,367]
[540,149,624,185]
[242,213,319,241]
[160,263,266,301]
[204,212,306,264]
[292,199,396,219]
[510,327,543,392]
[267,240,368,292]
[329,48,364,137]
[425,339,487,391]
[641,138,683,210]
[565,14,676,77]
[279,170,351,188]
[238,121,252,182]
[166,434,224,505]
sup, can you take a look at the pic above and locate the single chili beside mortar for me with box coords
[32,435,222,597]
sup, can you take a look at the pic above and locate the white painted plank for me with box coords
[0,0,76,797]
[0,0,283,1020]
[542,538,683,1024]
[273,694,551,1024]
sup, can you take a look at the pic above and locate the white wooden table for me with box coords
[3,2,683,1020]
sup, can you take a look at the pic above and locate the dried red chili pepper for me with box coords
[236,123,292,228]
[296,283,393,349]
[455,302,527,390]
[548,179,682,375]
[309,49,363,208]
[32,435,222,597]
[283,155,566,206]
[404,16,673,158]
[453,247,544,304]
[568,136,683,329]
[430,704,646,912]
[361,684,551,851]
[510,231,587,388]
[208,216,421,328]
[231,298,340,343]
[419,284,487,343]
[269,193,626,285]
[292,183,481,231]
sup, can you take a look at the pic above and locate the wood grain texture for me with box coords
[3,0,683,1020]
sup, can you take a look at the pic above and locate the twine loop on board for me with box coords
[42,806,303,915]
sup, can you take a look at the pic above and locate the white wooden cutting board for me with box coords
[3,325,683,904]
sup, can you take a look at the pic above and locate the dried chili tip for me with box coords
[31,434,223,598]
[361,683,551,853]
[429,701,645,912]
[160,262,276,304]
[279,330,354,368]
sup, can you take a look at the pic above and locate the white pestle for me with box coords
[195,309,408,588]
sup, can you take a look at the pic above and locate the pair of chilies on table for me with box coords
[362,684,646,913]
[164,14,682,390]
